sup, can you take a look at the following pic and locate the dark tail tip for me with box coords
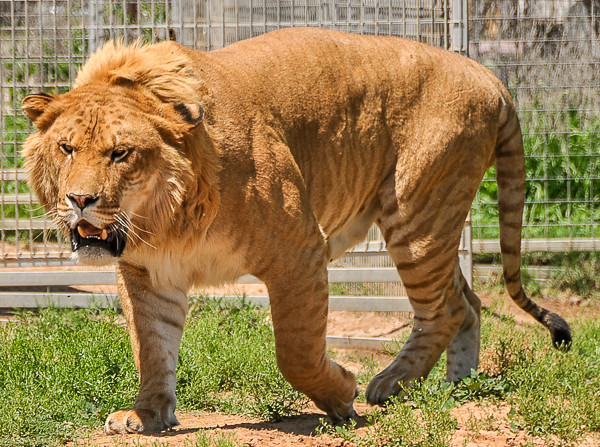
[544,312,572,351]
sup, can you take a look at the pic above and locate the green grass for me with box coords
[502,318,600,440]
[474,251,600,299]
[177,297,306,418]
[547,253,600,299]
[0,308,138,447]
[0,299,305,447]
[0,298,598,447]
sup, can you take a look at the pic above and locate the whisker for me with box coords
[126,228,158,250]
[29,204,47,213]
[130,211,149,220]
[119,212,156,238]
[114,216,138,244]
[124,216,154,236]
[32,229,48,243]
[114,212,157,250]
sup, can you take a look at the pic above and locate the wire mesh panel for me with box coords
[198,0,458,50]
[469,0,600,252]
[1,0,460,268]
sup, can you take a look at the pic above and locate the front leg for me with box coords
[104,261,188,434]
[263,252,358,423]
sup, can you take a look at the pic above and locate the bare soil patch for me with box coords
[77,401,600,447]
[77,403,371,447]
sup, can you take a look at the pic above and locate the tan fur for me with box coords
[22,28,570,433]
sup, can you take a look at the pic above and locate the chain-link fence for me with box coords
[1,0,466,268]
[469,0,600,252]
[4,0,597,269]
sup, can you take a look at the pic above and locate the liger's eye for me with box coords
[111,149,129,162]
[59,143,74,156]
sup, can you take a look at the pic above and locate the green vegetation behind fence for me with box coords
[473,111,600,240]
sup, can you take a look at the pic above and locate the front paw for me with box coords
[314,388,359,424]
[329,404,358,425]
[104,408,179,434]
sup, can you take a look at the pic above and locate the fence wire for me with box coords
[469,0,600,252]
[3,1,596,268]
[1,0,460,267]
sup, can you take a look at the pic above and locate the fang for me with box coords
[101,229,108,240]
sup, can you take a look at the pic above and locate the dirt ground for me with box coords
[68,291,600,447]
[79,401,600,447]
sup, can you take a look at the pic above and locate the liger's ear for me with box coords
[172,103,204,128]
[22,93,55,123]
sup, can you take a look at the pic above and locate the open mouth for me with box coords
[70,220,127,257]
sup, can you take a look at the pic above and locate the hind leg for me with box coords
[446,268,482,381]
[366,254,467,404]
[366,176,475,405]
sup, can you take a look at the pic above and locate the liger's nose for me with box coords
[67,193,98,210]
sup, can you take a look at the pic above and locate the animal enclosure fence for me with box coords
[0,1,472,329]
[0,0,597,297]
[0,0,466,280]
[469,0,600,252]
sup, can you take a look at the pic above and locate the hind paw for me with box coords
[366,371,403,406]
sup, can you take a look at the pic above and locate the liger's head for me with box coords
[21,41,217,265]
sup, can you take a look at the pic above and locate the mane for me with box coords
[74,40,220,239]
[74,40,206,103]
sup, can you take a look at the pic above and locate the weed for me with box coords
[501,320,600,441]
[462,408,497,445]
[330,282,384,297]
[318,390,458,447]
[72,431,241,447]
[475,252,600,300]
[479,337,518,376]
[315,417,360,443]
[450,370,511,403]
[365,393,457,447]
[182,432,241,447]
[381,332,411,357]
[345,352,381,385]
[520,265,544,297]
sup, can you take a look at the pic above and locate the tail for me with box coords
[495,97,572,350]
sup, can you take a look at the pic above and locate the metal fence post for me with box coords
[451,0,468,55]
